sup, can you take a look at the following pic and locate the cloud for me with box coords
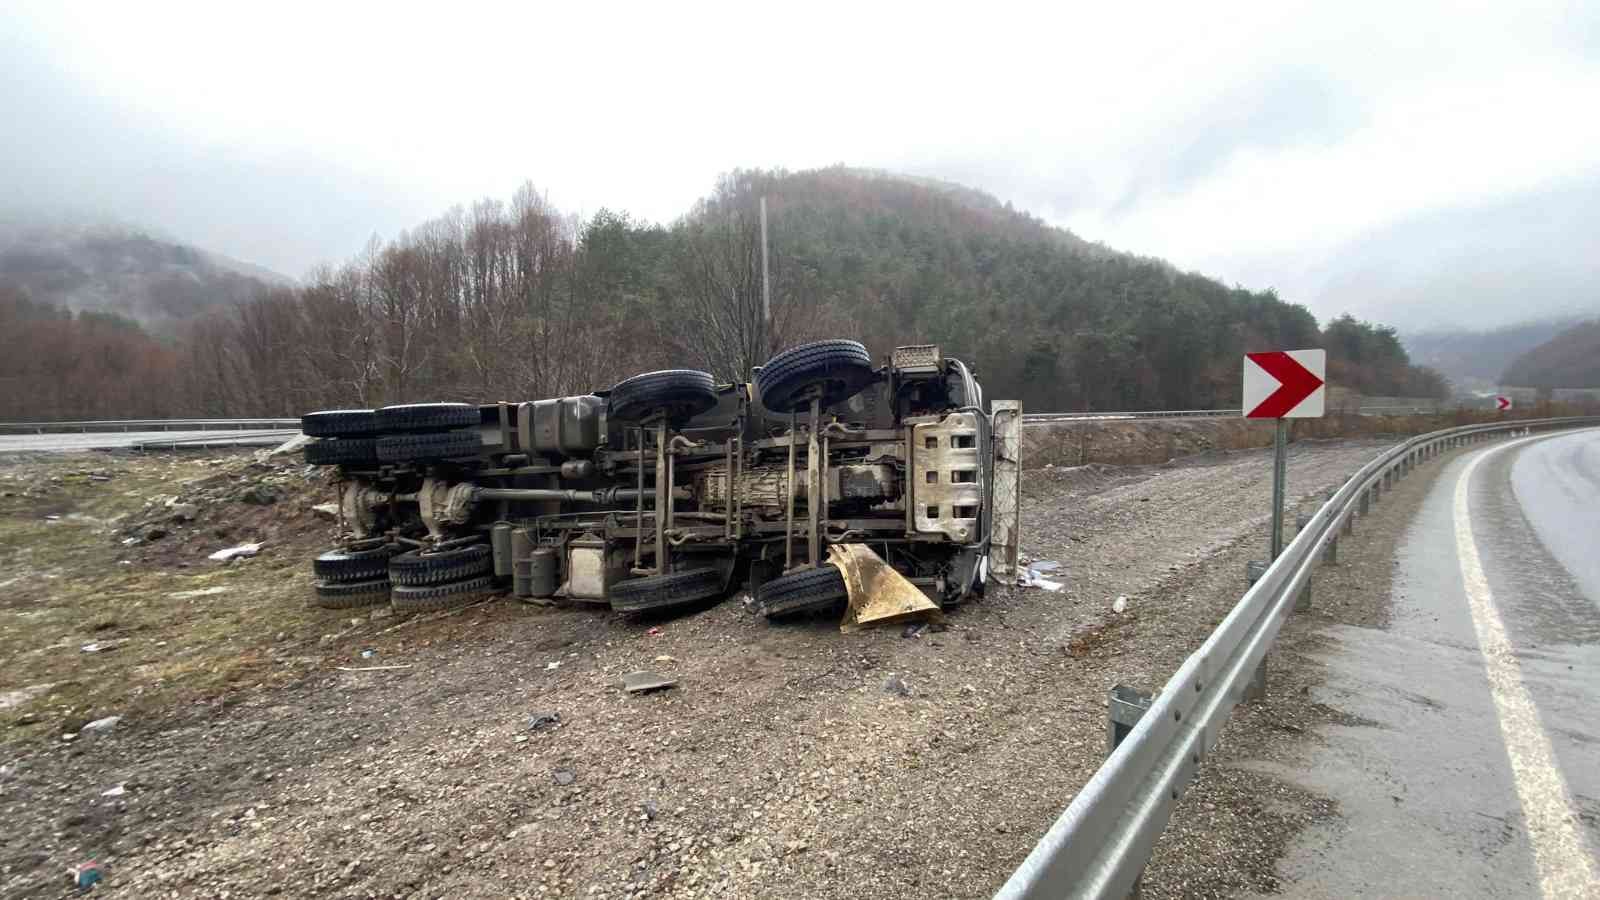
[2,0,1597,329]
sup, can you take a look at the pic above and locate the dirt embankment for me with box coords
[1023,407,1566,467]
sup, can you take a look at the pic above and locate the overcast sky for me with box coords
[3,0,1597,332]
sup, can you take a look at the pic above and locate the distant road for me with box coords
[0,430,297,453]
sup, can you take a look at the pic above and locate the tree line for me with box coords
[0,168,1450,421]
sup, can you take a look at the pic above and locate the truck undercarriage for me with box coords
[300,340,1022,623]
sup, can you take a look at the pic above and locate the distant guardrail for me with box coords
[993,415,1600,899]
[0,418,301,435]
[1020,405,1453,425]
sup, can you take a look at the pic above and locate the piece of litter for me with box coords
[208,541,263,562]
[527,711,560,732]
[169,586,229,600]
[545,661,561,670]
[69,861,103,890]
[335,664,413,672]
[621,671,677,694]
[646,627,662,636]
[653,655,676,663]
[44,514,61,521]
[81,715,121,735]
[1112,595,1129,614]
[101,784,126,798]
[360,649,377,659]
[79,641,119,654]
[553,769,576,786]
[1019,560,1066,591]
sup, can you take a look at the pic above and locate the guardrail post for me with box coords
[1107,684,1154,753]
[1341,510,1354,536]
[1325,534,1338,565]
[1360,486,1372,514]
[1244,562,1271,700]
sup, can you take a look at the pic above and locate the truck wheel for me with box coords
[756,340,875,414]
[376,402,479,433]
[609,567,725,613]
[314,577,391,610]
[301,409,380,438]
[606,370,718,424]
[376,429,482,463]
[389,544,493,586]
[391,575,497,614]
[759,564,848,618]
[305,437,380,466]
[313,543,400,583]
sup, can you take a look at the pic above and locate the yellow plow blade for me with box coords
[829,543,942,633]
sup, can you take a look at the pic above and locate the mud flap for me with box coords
[989,400,1023,581]
[830,543,942,633]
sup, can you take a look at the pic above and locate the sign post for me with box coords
[1244,350,1327,559]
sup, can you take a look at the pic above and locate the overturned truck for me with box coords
[301,340,1022,623]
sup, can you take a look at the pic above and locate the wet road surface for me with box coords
[1254,428,1600,898]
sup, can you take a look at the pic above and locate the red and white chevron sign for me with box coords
[1496,395,1513,411]
[1243,349,1326,419]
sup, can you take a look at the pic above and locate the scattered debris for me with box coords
[44,514,61,521]
[169,586,229,600]
[311,502,340,521]
[1019,559,1066,591]
[101,784,126,798]
[621,671,677,694]
[69,861,103,891]
[526,712,560,732]
[882,673,912,697]
[81,715,122,735]
[901,623,929,639]
[208,541,264,562]
[553,769,576,786]
[1112,595,1130,614]
[545,661,561,671]
[646,627,662,637]
[360,648,377,659]
[653,654,677,663]
[79,641,119,654]
[335,664,413,672]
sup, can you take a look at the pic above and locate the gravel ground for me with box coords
[0,437,1401,899]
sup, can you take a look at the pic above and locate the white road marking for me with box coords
[1454,437,1600,898]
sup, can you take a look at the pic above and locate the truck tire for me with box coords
[313,543,400,583]
[391,575,497,614]
[759,564,848,618]
[606,370,717,424]
[305,437,380,466]
[376,402,479,433]
[376,429,482,463]
[756,340,875,413]
[388,543,493,586]
[608,567,725,613]
[301,409,380,438]
[314,577,391,610]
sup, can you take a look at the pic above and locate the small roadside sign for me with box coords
[1243,350,1326,419]
[1496,395,1513,411]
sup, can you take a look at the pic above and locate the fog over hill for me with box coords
[0,215,289,330]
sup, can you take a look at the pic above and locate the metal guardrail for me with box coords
[0,418,301,434]
[1022,410,1241,424]
[994,415,1600,900]
[129,430,301,451]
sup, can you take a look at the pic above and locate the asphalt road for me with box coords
[1260,428,1600,897]
[0,430,298,453]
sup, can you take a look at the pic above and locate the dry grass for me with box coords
[0,453,329,745]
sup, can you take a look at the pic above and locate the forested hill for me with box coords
[706,168,1444,411]
[1501,319,1600,388]
[0,168,1446,420]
